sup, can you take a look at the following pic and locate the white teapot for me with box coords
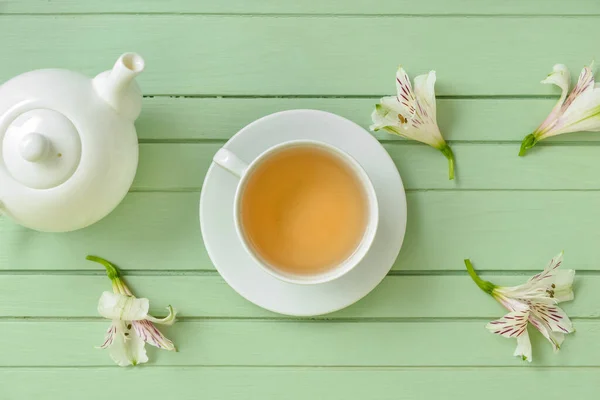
[0,53,145,232]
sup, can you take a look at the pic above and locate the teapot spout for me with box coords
[93,53,145,121]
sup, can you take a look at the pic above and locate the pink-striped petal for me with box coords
[530,302,574,334]
[395,67,417,118]
[528,252,563,285]
[535,65,570,135]
[486,309,529,338]
[528,313,565,352]
[132,320,176,351]
[563,63,596,110]
[99,323,117,349]
[413,71,437,121]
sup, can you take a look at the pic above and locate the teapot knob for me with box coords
[1,108,81,190]
[19,132,50,162]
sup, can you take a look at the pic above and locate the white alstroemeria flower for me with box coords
[519,62,600,156]
[87,255,177,367]
[371,67,455,180]
[464,252,575,362]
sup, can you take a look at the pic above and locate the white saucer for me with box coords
[200,110,407,316]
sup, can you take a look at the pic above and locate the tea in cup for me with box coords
[213,140,378,284]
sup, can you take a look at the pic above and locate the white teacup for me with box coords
[213,140,379,285]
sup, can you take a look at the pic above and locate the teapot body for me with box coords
[0,54,143,232]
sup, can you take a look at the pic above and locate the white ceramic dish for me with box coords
[200,110,407,316]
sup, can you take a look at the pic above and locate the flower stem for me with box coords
[518,133,538,157]
[464,259,496,295]
[87,255,121,280]
[87,255,134,296]
[439,144,455,180]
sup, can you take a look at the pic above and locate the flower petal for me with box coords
[145,306,177,326]
[493,292,528,312]
[495,284,549,303]
[413,71,437,120]
[108,322,148,366]
[394,67,417,118]
[133,320,176,351]
[541,64,570,107]
[372,67,447,150]
[380,108,445,147]
[524,63,600,152]
[498,253,569,302]
[371,101,444,147]
[530,302,574,334]
[514,252,566,295]
[528,251,563,284]
[564,63,596,107]
[556,88,600,134]
[513,327,532,362]
[528,313,565,352]
[539,65,600,138]
[551,269,575,303]
[370,101,402,133]
[486,309,529,338]
[98,323,117,349]
[98,292,149,321]
[531,65,571,137]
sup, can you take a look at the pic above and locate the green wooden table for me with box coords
[2,1,600,398]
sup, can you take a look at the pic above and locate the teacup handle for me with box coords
[213,148,249,178]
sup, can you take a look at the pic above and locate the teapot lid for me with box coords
[1,101,81,189]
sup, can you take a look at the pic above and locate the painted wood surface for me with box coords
[0,16,598,96]
[3,192,600,271]
[136,97,600,142]
[1,368,596,400]
[129,143,600,190]
[2,320,599,366]
[0,274,598,318]
[1,1,599,399]
[4,0,600,15]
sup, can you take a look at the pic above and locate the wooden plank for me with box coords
[131,143,600,190]
[138,97,600,142]
[0,15,597,95]
[0,320,596,366]
[2,191,600,271]
[4,139,590,194]
[0,274,593,318]
[4,0,600,15]
[0,367,596,400]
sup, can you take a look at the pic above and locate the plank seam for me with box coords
[1,270,599,276]
[3,13,600,18]
[1,365,598,369]
[0,365,597,370]
[141,94,560,100]
[0,317,596,322]
[124,188,600,193]
[136,138,600,146]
